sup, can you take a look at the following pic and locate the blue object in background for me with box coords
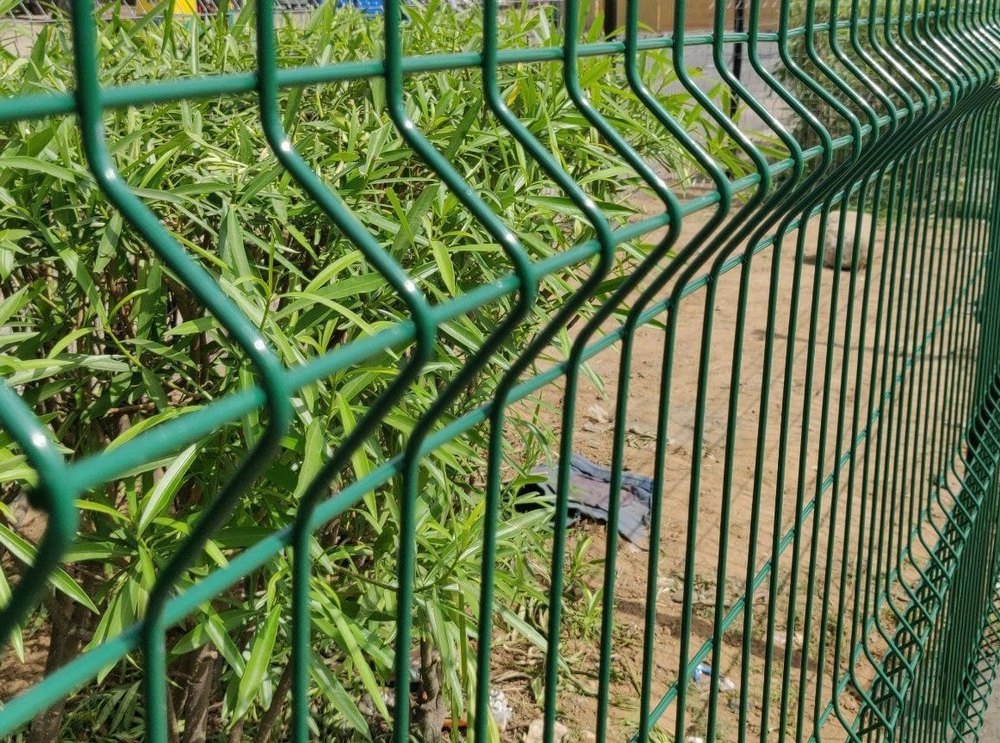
[335,0,384,14]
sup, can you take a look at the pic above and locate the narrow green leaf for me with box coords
[431,239,457,296]
[137,445,198,534]
[331,611,388,719]
[0,155,77,183]
[335,394,371,480]
[0,567,24,661]
[0,286,30,326]
[0,523,98,613]
[294,417,326,499]
[220,206,256,283]
[234,608,280,720]
[310,651,373,740]
[164,315,219,338]
[75,498,126,521]
[205,610,246,675]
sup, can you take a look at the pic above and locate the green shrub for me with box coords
[0,4,741,740]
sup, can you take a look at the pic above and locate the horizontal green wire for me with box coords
[0,113,948,738]
[0,11,946,124]
[69,124,885,492]
[636,257,987,737]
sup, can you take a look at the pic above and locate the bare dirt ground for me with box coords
[0,187,979,742]
[493,185,977,742]
[981,684,1000,741]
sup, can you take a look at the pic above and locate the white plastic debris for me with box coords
[489,688,513,732]
[718,676,737,692]
[692,662,738,692]
[773,630,805,648]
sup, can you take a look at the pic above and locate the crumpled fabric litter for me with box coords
[517,453,653,544]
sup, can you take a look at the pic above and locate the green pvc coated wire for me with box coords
[70,3,294,741]
[471,0,628,735]
[2,1,1000,741]
[252,1,437,739]
[378,0,545,735]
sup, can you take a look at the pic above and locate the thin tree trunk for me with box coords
[167,680,181,743]
[181,645,218,743]
[26,594,85,743]
[413,639,445,742]
[228,718,245,743]
[252,662,293,743]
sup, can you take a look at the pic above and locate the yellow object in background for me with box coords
[135,0,199,14]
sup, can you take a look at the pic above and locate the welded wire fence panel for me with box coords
[0,0,999,741]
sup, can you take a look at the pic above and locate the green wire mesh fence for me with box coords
[0,0,999,741]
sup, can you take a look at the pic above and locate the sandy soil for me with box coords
[492,184,975,743]
[0,186,977,743]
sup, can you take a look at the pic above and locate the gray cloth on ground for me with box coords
[519,453,653,543]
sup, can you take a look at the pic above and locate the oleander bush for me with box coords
[0,2,743,740]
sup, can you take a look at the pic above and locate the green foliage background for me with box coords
[0,3,743,740]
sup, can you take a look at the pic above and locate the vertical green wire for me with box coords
[691,7,853,735]
[861,134,916,738]
[941,0,987,87]
[665,3,888,733]
[70,4,294,741]
[804,181,870,739]
[893,115,953,629]
[535,0,665,737]
[934,99,1000,738]
[901,112,962,734]
[866,0,920,119]
[855,153,906,738]
[867,135,924,728]
[673,4,796,741]
[909,103,974,743]
[848,97,964,740]
[765,37,893,735]
[0,388,75,646]
[573,0,774,736]
[615,4,771,741]
[776,0,980,732]
[892,0,945,111]
[625,0,794,737]
[472,2,639,740]
[833,0,893,136]
[252,1,437,739]
[706,0,878,740]
[380,2,557,742]
[730,2,827,739]
[637,0,861,732]
[945,118,1000,730]
[877,122,942,728]
[847,151,901,714]
[745,0,843,736]
[918,110,967,722]
[884,91,984,728]
[876,93,984,732]
[908,97,963,582]
[526,11,693,742]
[829,163,890,740]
